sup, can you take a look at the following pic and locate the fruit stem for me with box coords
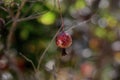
[62,48,67,56]
[57,0,64,31]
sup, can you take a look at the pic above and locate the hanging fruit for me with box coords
[56,31,72,48]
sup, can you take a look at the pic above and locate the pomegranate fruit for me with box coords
[56,32,72,48]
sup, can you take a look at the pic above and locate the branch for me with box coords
[0,6,8,12]
[19,53,36,72]
[17,11,48,22]
[6,0,27,50]
[66,19,90,32]
[36,1,65,69]
[22,3,34,17]
[57,0,64,31]
[36,18,90,70]
[37,25,63,70]
[3,1,27,80]
[17,15,40,22]
[5,11,48,26]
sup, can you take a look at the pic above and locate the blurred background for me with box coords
[0,0,120,80]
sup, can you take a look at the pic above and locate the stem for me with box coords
[6,0,27,49]
[57,0,64,31]
[36,19,90,70]
[37,26,62,70]
[36,16,92,70]
[5,11,48,26]
[19,53,36,72]
[17,11,48,22]
[0,7,8,12]
[66,19,90,32]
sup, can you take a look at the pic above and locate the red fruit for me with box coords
[56,32,72,48]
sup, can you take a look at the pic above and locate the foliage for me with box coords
[0,0,120,80]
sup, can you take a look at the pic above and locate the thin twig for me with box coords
[37,25,62,70]
[57,0,64,31]
[17,15,40,22]
[7,7,14,19]
[19,53,36,72]
[15,0,27,19]
[22,3,34,17]
[5,10,48,26]
[17,11,48,22]
[36,19,90,70]
[66,19,90,32]
[6,0,27,49]
[35,1,64,68]
[5,20,12,26]
[0,7,8,12]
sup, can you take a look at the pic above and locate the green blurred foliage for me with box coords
[1,0,120,80]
